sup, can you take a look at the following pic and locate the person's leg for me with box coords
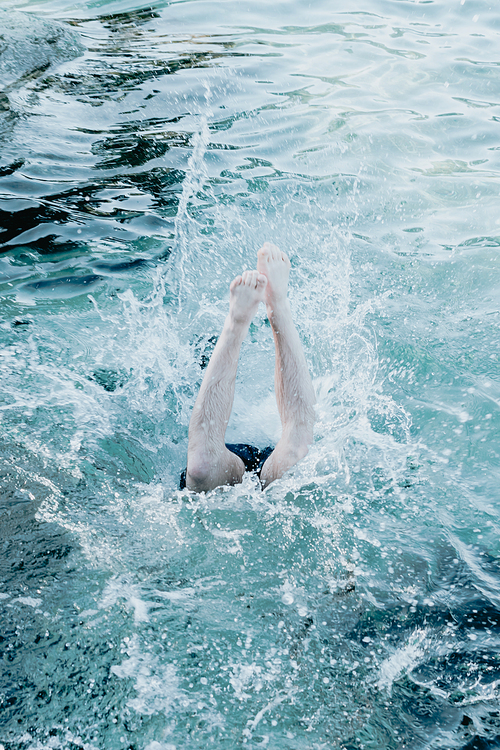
[257,243,315,487]
[186,270,267,492]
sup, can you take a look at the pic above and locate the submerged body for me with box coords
[185,243,316,492]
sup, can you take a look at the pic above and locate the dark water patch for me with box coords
[126,168,185,213]
[413,646,500,704]
[0,449,76,591]
[91,257,151,274]
[382,675,463,748]
[11,235,85,258]
[89,367,129,391]
[98,5,162,29]
[92,117,190,170]
[0,605,133,746]
[17,274,103,301]
[194,334,218,369]
[462,736,500,750]
[0,202,74,251]
[0,158,24,177]
[0,173,182,256]
[335,594,500,746]
[0,441,149,745]
[11,318,32,327]
[42,47,247,105]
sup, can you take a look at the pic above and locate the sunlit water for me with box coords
[1,0,500,748]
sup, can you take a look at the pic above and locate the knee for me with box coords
[186,453,213,488]
[283,425,313,461]
[289,441,309,466]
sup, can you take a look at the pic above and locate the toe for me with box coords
[230,275,243,291]
[253,270,264,288]
[270,243,281,261]
[256,273,267,288]
[257,246,267,263]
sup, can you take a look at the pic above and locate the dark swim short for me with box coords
[179,443,274,490]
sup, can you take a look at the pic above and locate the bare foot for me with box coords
[257,242,291,313]
[229,270,267,328]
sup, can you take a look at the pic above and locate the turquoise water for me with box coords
[1,0,500,748]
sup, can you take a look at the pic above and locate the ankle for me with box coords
[224,314,250,340]
[266,299,291,324]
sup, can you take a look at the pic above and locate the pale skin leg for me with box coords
[186,270,267,492]
[257,243,316,488]
[186,244,315,492]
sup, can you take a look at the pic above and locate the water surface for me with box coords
[1,0,500,748]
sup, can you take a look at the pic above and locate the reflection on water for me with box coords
[1,0,500,748]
